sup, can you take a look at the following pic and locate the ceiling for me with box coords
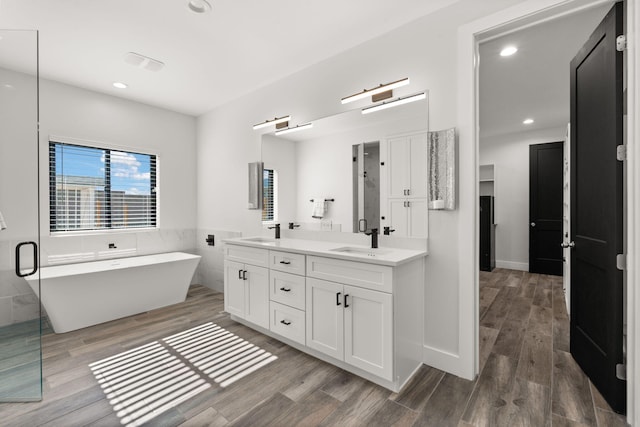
[0,0,459,117]
[479,3,612,139]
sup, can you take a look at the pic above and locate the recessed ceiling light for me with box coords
[500,46,518,57]
[113,82,128,89]
[188,0,211,13]
[523,118,534,125]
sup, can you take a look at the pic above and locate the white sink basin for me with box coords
[330,247,392,257]
[241,237,277,244]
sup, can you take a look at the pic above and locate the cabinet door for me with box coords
[387,198,409,237]
[224,260,245,317]
[409,133,427,197]
[244,264,270,329]
[306,278,343,360]
[408,199,428,238]
[343,285,393,381]
[387,137,409,198]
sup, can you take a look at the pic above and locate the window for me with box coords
[262,168,276,222]
[49,141,157,232]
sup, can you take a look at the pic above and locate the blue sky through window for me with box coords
[55,145,152,195]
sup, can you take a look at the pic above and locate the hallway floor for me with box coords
[0,270,628,426]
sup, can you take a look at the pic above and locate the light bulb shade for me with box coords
[341,77,410,104]
[275,123,313,136]
[253,115,291,130]
[361,92,426,115]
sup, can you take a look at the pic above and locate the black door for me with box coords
[570,2,625,414]
[529,142,563,275]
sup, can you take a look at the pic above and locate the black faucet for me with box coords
[268,223,281,239]
[365,228,378,248]
[288,222,300,230]
[383,226,395,236]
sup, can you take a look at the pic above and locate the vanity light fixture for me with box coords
[274,122,313,136]
[341,77,410,105]
[188,0,212,13]
[500,46,518,57]
[523,118,534,124]
[253,115,291,130]
[361,92,426,115]
[112,82,128,89]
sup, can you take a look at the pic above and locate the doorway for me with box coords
[479,3,623,422]
[529,142,564,275]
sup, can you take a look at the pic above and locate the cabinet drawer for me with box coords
[270,270,305,310]
[269,250,306,275]
[224,244,269,267]
[270,301,305,345]
[306,256,393,293]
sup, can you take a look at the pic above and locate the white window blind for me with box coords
[262,168,275,222]
[49,141,157,232]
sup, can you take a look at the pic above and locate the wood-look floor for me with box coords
[0,269,628,426]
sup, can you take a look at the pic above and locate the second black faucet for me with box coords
[365,228,378,248]
[268,223,281,239]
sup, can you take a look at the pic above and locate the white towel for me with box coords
[312,198,326,219]
[0,211,6,231]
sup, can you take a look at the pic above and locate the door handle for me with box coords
[530,222,536,227]
[344,294,350,308]
[336,292,342,306]
[279,260,291,265]
[15,241,38,278]
[242,270,247,280]
[280,319,291,326]
[280,287,291,292]
[238,269,243,279]
[561,241,575,248]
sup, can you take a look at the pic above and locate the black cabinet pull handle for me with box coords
[336,292,342,306]
[15,241,38,278]
[242,270,247,280]
[238,269,243,279]
[280,287,291,292]
[344,294,350,308]
[280,319,291,326]
[279,260,291,265]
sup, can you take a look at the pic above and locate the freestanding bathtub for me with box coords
[26,252,201,333]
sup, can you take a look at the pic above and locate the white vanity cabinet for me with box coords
[223,239,425,392]
[306,277,393,380]
[223,246,270,329]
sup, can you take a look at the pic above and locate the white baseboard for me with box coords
[423,344,471,380]
[496,260,528,271]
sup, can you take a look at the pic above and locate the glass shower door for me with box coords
[0,29,42,401]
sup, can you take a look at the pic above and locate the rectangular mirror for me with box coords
[261,91,428,238]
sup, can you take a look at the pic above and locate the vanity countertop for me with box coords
[223,237,427,267]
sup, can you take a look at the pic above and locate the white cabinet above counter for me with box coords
[222,236,426,393]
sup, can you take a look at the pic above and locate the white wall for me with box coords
[37,77,198,265]
[196,0,528,374]
[479,126,566,271]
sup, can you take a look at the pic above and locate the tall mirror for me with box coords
[261,93,428,238]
